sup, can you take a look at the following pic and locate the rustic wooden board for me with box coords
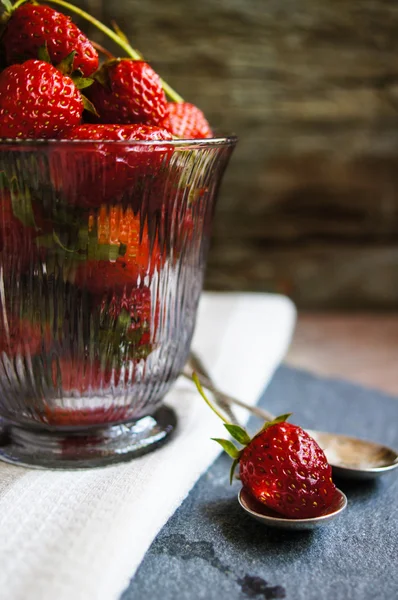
[81,0,398,308]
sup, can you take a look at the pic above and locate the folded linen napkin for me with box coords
[0,292,296,600]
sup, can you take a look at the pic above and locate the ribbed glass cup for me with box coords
[0,136,236,468]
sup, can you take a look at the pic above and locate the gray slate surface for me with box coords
[121,366,398,600]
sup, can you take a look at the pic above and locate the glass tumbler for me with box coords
[0,136,236,468]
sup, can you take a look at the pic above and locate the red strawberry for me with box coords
[238,419,337,519]
[0,188,43,276]
[65,123,173,142]
[194,379,337,519]
[166,102,213,139]
[50,358,109,395]
[43,406,113,427]
[42,358,117,426]
[98,286,154,361]
[0,60,83,139]
[0,191,30,257]
[2,3,98,77]
[44,405,129,427]
[86,59,168,126]
[72,205,165,294]
[57,124,173,208]
[0,316,47,357]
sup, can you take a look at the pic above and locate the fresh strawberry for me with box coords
[64,123,172,143]
[42,358,118,426]
[43,406,110,427]
[72,206,164,294]
[166,102,213,139]
[98,286,154,361]
[2,3,98,77]
[86,59,168,126]
[238,419,337,519]
[50,357,108,395]
[0,191,30,256]
[44,405,129,427]
[0,186,43,277]
[0,60,83,139]
[194,379,337,519]
[0,316,47,356]
[57,123,173,208]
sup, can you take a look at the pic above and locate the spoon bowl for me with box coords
[238,487,347,530]
[307,430,398,480]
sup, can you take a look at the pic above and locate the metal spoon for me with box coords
[182,355,398,480]
[238,487,347,530]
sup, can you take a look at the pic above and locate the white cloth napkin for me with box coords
[0,292,296,600]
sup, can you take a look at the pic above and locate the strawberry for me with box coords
[43,405,129,427]
[72,205,165,294]
[2,3,98,77]
[0,184,46,277]
[0,59,83,139]
[238,419,337,519]
[0,190,31,259]
[43,289,154,427]
[86,59,168,126]
[42,358,118,426]
[194,379,337,519]
[0,316,47,356]
[57,123,173,208]
[166,102,213,139]
[98,286,154,362]
[50,357,109,395]
[64,123,172,143]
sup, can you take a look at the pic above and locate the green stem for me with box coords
[192,372,229,424]
[9,0,24,8]
[12,0,184,103]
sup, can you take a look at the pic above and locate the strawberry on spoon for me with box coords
[193,374,337,519]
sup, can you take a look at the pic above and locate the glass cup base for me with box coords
[0,406,177,469]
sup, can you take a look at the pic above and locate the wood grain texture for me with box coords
[83,0,398,308]
[286,314,398,395]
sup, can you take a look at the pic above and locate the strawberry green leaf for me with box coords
[211,438,241,460]
[94,62,113,90]
[0,171,8,190]
[56,51,76,76]
[230,458,239,485]
[81,95,99,117]
[0,0,12,13]
[223,423,251,446]
[52,231,78,253]
[71,74,94,90]
[37,44,51,64]
[259,413,292,433]
[9,178,36,228]
[87,239,120,261]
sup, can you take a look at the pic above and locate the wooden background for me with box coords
[81,0,398,309]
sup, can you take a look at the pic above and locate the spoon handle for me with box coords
[182,359,275,423]
[186,353,239,425]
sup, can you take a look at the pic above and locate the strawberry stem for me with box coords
[192,372,229,424]
[20,0,184,103]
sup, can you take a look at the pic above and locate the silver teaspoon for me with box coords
[238,487,347,530]
[182,358,398,481]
